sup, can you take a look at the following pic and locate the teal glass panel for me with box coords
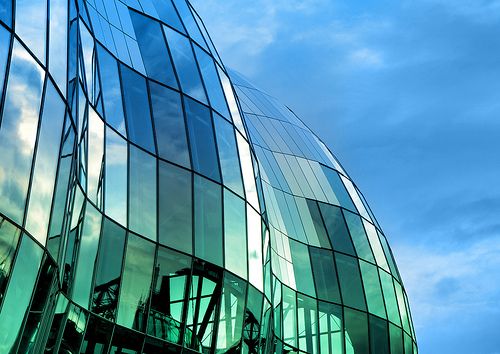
[318,301,343,354]
[129,9,177,88]
[359,260,387,319]
[404,333,413,354]
[297,293,318,354]
[96,44,125,135]
[309,247,341,303]
[120,64,156,153]
[185,97,221,182]
[344,308,369,354]
[72,203,102,309]
[193,45,230,118]
[0,41,44,224]
[321,166,356,211]
[0,217,21,302]
[148,246,191,344]
[158,161,192,253]
[319,203,356,256]
[194,175,222,266]
[370,315,389,354]
[216,272,247,351]
[344,211,375,263]
[81,315,113,354]
[15,0,46,62]
[117,233,155,332]
[306,199,331,249]
[282,285,297,347]
[110,326,144,353]
[91,218,126,320]
[60,304,87,353]
[104,126,127,225]
[214,114,244,196]
[164,25,207,103]
[335,253,367,311]
[0,235,43,353]
[379,270,401,326]
[128,144,157,241]
[289,239,316,297]
[389,323,404,354]
[149,81,190,168]
[395,282,411,334]
[25,80,65,244]
[363,219,389,271]
[378,230,401,280]
[223,190,247,279]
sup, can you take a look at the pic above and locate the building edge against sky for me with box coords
[0,0,416,353]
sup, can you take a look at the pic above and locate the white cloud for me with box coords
[349,47,384,67]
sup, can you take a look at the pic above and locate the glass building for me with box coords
[0,0,417,353]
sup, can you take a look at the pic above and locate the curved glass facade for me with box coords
[0,0,416,353]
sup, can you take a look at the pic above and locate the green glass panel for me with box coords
[309,247,341,303]
[404,333,413,354]
[0,235,43,352]
[223,190,247,279]
[335,253,367,311]
[362,219,389,271]
[318,301,343,354]
[306,199,331,249]
[0,217,21,302]
[344,211,375,263]
[379,270,401,326]
[282,285,297,347]
[158,161,192,254]
[117,233,155,332]
[319,203,356,256]
[359,260,386,319]
[389,323,404,354]
[60,304,87,353]
[344,308,369,354]
[289,239,316,297]
[194,175,222,266]
[395,282,411,334]
[370,315,389,354]
[297,293,318,354]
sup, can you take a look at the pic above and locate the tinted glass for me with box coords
[309,247,341,303]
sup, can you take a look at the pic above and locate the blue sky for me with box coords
[192,0,500,353]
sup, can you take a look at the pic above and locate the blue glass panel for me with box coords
[185,97,220,182]
[120,64,156,153]
[0,29,9,99]
[149,81,190,168]
[152,0,185,33]
[171,0,207,49]
[15,0,46,62]
[163,25,207,103]
[0,0,12,27]
[129,9,177,88]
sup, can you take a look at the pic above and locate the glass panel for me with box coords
[129,9,177,87]
[318,301,343,354]
[193,45,229,117]
[128,145,157,241]
[344,211,375,263]
[91,218,126,320]
[319,203,356,256]
[80,315,113,354]
[359,260,387,319]
[0,235,43,352]
[194,175,222,266]
[15,0,46,62]
[117,233,155,332]
[87,107,104,205]
[0,217,21,302]
[152,0,184,33]
[110,326,144,353]
[105,127,127,225]
[321,166,355,211]
[148,246,191,344]
[289,239,315,296]
[297,293,318,354]
[223,190,247,279]
[49,0,68,92]
[0,41,44,223]
[218,68,246,136]
[389,323,404,354]
[59,304,87,353]
[309,247,341,303]
[306,199,331,249]
[335,253,366,311]
[0,0,12,26]
[25,81,65,244]
[96,44,126,134]
[214,114,244,196]
[0,27,10,97]
[120,64,155,153]
[164,25,206,103]
[247,206,263,292]
[72,202,102,309]
[282,285,297,347]
[149,81,190,168]
[171,0,207,49]
[185,97,220,182]
[344,308,369,354]
[363,220,389,271]
[236,133,259,210]
[370,315,389,354]
[379,270,401,326]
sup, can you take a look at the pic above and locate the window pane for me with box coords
[370,315,389,354]
[363,219,389,271]
[104,127,127,225]
[214,114,244,196]
[223,190,247,279]
[318,301,343,354]
[87,107,104,205]
[0,235,43,352]
[344,211,375,263]
[389,323,404,354]
[48,0,67,91]
[0,29,9,99]
[81,315,113,354]
[344,308,369,354]
[282,285,297,347]
[247,206,263,292]
[149,81,190,168]
[289,239,315,297]
[91,218,126,320]
[25,81,65,244]
[359,260,387,319]
[321,166,356,211]
[379,270,401,326]
[152,0,184,33]
[0,41,44,223]
[129,9,177,88]
[121,64,155,153]
[319,203,356,256]
[335,253,366,311]
[297,293,318,354]
[0,0,12,27]
[0,217,21,302]
[194,175,222,266]
[309,247,341,303]
[129,145,157,241]
[117,233,155,332]
[164,25,206,103]
[158,161,192,254]
[15,0,46,62]
[306,199,331,249]
[185,97,220,182]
